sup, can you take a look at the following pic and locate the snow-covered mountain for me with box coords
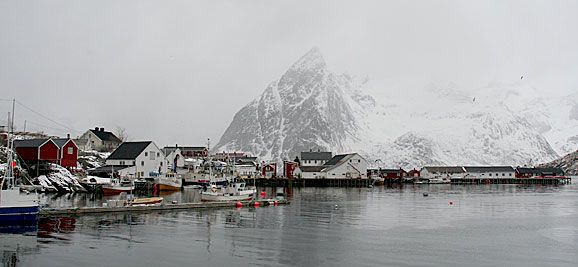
[214,48,575,169]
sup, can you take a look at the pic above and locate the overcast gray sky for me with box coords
[1,0,577,147]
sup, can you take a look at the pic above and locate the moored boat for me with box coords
[200,179,256,202]
[155,173,182,191]
[102,178,134,195]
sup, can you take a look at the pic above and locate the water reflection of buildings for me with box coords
[0,232,39,267]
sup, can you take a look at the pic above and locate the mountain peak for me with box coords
[289,47,326,72]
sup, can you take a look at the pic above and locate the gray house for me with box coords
[76,127,122,152]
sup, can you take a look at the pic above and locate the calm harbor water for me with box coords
[2,182,578,266]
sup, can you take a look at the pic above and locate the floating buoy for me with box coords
[260,191,267,198]
[273,200,278,206]
[235,202,243,208]
[423,192,429,197]
[254,201,261,207]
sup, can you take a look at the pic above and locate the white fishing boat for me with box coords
[1,103,40,227]
[155,172,182,191]
[102,178,134,195]
[200,180,255,202]
[200,158,256,202]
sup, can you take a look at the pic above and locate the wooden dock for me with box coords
[39,199,289,217]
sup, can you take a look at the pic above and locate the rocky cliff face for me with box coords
[215,48,567,168]
[541,150,578,175]
[215,48,366,160]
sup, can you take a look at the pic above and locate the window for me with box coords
[496,173,498,177]
[358,160,361,163]
[489,173,492,176]
[67,147,73,154]
[314,160,317,164]
[157,152,160,157]
[160,162,163,166]
[141,161,144,166]
[120,161,125,165]
[150,152,155,160]
[502,173,505,176]
[509,173,512,176]
[145,152,148,157]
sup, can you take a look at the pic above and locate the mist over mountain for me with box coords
[215,48,576,169]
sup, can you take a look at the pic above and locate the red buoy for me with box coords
[235,202,243,208]
[273,200,278,206]
[260,191,267,198]
[254,201,261,207]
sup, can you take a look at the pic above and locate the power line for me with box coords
[15,100,79,134]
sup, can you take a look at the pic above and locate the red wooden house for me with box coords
[53,138,79,168]
[380,168,408,179]
[14,138,59,164]
[261,162,277,178]
[14,138,78,169]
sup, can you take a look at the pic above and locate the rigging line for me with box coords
[15,100,79,133]
[25,120,69,132]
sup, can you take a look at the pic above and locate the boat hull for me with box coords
[102,187,134,195]
[0,206,39,226]
[200,194,253,202]
[158,184,181,191]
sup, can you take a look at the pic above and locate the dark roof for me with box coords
[464,166,515,173]
[87,165,128,174]
[299,166,325,172]
[324,154,349,166]
[108,141,152,160]
[517,167,564,175]
[90,129,121,143]
[13,138,51,148]
[52,138,74,148]
[301,151,332,161]
[238,157,258,163]
[422,166,465,173]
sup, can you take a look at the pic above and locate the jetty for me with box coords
[39,199,289,217]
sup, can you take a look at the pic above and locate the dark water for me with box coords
[2,183,578,267]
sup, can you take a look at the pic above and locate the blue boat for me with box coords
[0,187,39,227]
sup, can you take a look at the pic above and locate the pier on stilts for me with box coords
[451,177,572,185]
[248,178,374,187]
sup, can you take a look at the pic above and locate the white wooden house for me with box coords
[162,147,185,172]
[463,166,515,179]
[322,153,368,179]
[105,141,165,178]
[296,153,368,179]
[300,150,332,166]
[420,166,466,179]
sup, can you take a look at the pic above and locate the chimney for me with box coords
[67,134,70,139]
[310,148,312,152]
[94,127,99,131]
[99,128,104,132]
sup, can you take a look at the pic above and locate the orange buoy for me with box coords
[235,202,243,208]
